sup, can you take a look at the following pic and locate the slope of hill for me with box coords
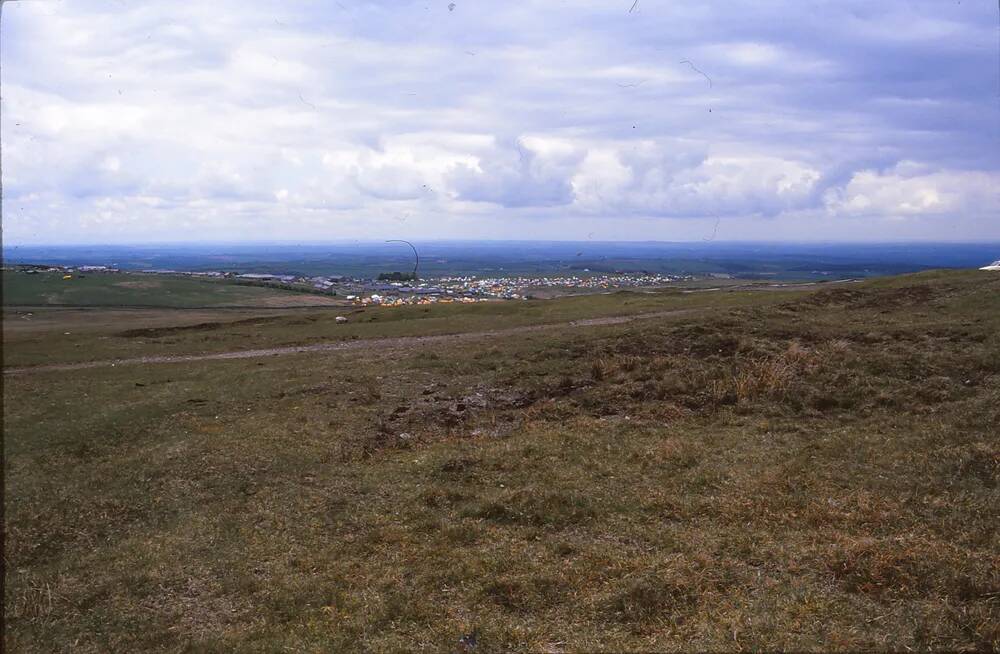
[1,270,342,308]
[3,270,998,652]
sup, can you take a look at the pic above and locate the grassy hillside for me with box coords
[1,271,338,308]
[2,284,805,368]
[3,270,998,651]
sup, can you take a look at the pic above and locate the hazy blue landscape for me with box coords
[5,241,998,280]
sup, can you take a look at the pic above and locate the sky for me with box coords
[2,0,999,244]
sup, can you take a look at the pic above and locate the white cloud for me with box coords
[1,0,997,243]
[823,163,1000,218]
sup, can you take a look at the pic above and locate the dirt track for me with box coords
[4,309,696,375]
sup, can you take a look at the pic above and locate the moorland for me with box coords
[3,269,998,651]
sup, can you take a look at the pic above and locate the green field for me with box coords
[1,271,338,308]
[2,285,800,369]
[3,270,998,652]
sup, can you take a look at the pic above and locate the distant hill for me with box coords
[4,241,999,280]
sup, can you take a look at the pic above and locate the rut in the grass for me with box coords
[3,308,698,375]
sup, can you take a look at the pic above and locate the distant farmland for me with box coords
[1,271,342,308]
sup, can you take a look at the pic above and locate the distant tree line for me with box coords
[378,271,416,281]
[233,279,335,295]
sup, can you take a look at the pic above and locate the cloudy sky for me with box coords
[2,0,998,244]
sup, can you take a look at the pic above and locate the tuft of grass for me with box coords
[463,488,598,529]
[590,358,611,382]
[715,341,816,404]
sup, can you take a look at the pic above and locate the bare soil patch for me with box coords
[113,280,162,290]
[220,294,345,307]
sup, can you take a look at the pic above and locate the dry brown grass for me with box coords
[713,341,817,403]
[4,270,999,652]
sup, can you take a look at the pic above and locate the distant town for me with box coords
[5,263,689,306]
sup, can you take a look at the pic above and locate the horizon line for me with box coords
[5,238,1000,249]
